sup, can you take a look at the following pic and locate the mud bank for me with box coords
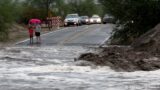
[78,24,160,72]
[79,46,160,72]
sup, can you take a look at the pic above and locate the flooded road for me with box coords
[1,24,160,90]
[0,46,160,90]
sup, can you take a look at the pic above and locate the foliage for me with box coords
[21,6,46,24]
[25,0,55,16]
[52,0,70,18]
[0,0,18,41]
[20,0,56,24]
[67,0,103,17]
[100,0,160,44]
[21,0,103,22]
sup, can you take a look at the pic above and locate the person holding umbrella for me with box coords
[28,19,42,44]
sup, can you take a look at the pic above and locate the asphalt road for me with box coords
[17,24,114,46]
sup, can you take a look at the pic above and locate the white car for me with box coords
[90,15,102,24]
[64,14,81,26]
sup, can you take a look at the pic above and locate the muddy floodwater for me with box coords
[0,46,160,90]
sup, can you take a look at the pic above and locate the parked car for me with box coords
[103,14,116,24]
[64,14,81,26]
[90,15,102,24]
[80,16,90,24]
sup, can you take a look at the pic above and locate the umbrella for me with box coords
[29,19,41,24]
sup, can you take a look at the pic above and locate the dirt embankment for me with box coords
[0,23,55,47]
[0,24,28,47]
[78,24,160,72]
[132,24,160,55]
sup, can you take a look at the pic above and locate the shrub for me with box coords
[100,0,160,45]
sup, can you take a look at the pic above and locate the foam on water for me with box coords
[0,46,160,90]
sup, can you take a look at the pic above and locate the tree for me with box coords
[53,0,69,17]
[21,0,104,22]
[100,0,160,44]
[21,0,57,24]
[25,0,56,17]
[0,0,18,41]
[67,0,102,17]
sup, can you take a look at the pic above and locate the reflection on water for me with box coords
[0,46,160,90]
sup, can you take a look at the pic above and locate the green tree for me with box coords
[53,0,69,18]
[100,0,160,44]
[21,0,103,22]
[21,0,61,24]
[67,0,102,17]
[25,0,56,17]
[0,0,18,41]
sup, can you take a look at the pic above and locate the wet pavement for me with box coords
[17,24,113,46]
[0,24,160,90]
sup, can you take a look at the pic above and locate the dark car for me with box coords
[80,16,90,24]
[103,14,116,24]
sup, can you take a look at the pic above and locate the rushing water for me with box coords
[0,46,160,90]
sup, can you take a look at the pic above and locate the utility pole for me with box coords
[45,0,54,17]
[45,0,55,30]
[46,0,50,18]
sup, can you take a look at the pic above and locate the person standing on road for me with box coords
[28,26,34,44]
[35,24,41,43]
